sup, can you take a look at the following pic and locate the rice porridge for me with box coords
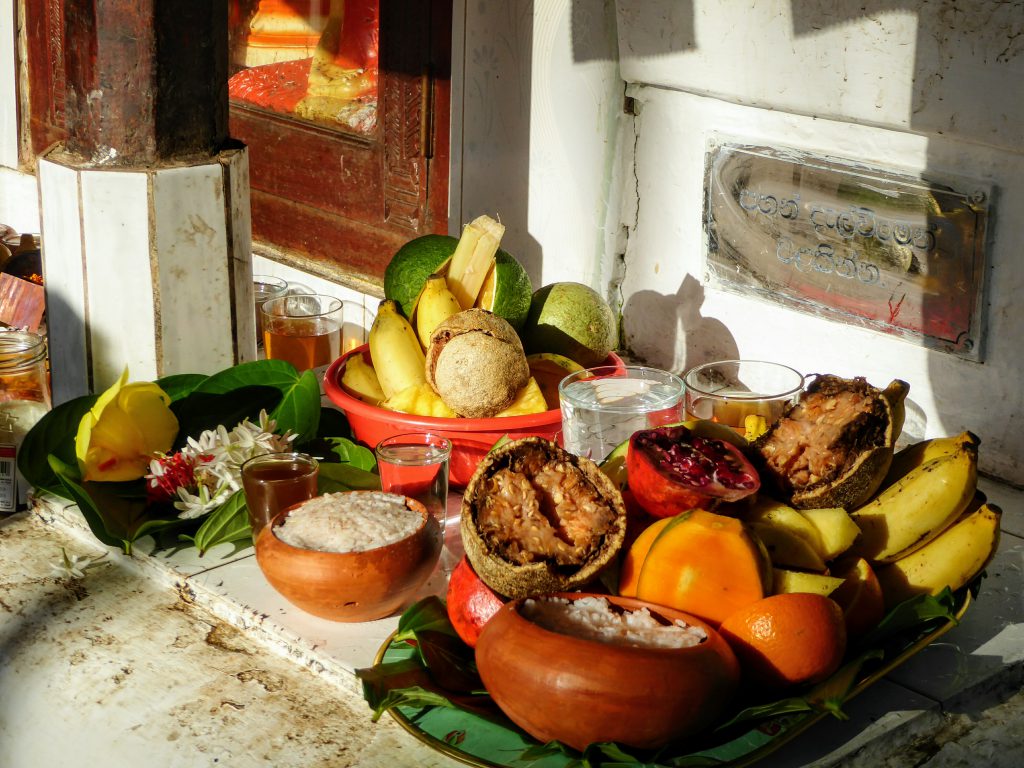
[274,492,423,553]
[521,595,707,649]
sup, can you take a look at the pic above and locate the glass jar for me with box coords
[0,330,51,512]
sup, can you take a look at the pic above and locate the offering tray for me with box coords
[361,589,972,768]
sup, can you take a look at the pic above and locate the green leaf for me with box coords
[47,455,186,555]
[368,686,458,723]
[154,373,208,401]
[192,491,252,555]
[395,596,459,643]
[857,589,958,649]
[48,454,123,550]
[169,386,282,451]
[192,359,321,443]
[18,395,97,496]
[271,370,321,443]
[317,462,382,492]
[327,436,377,471]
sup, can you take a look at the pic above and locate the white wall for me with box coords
[614,0,1024,484]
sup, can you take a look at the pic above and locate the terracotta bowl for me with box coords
[323,345,625,488]
[254,492,442,622]
[475,593,740,752]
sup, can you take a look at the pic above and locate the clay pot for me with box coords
[255,493,442,622]
[475,593,740,752]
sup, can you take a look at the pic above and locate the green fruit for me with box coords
[521,282,617,367]
[383,234,459,318]
[476,250,533,331]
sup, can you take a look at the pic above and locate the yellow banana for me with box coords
[415,274,463,349]
[883,431,979,488]
[368,299,426,399]
[881,379,911,441]
[877,503,1001,610]
[339,354,385,405]
[850,443,978,564]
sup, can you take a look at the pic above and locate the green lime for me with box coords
[477,250,533,331]
[383,234,459,318]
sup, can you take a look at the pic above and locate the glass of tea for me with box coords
[261,294,344,374]
[241,452,320,537]
[252,275,289,348]
[683,360,804,439]
[375,433,453,574]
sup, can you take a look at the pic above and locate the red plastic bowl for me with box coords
[324,344,624,487]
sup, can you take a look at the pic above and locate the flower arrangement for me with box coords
[19,359,379,554]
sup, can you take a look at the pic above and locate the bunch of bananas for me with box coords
[342,216,548,419]
[849,431,1002,609]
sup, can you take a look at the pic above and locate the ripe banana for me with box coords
[883,431,979,488]
[881,379,911,442]
[850,443,978,564]
[368,299,426,400]
[876,503,1001,610]
[415,274,463,349]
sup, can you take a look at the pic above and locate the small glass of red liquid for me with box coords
[241,452,319,537]
[375,433,452,573]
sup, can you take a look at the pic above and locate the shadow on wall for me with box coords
[621,274,738,374]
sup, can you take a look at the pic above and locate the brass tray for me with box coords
[369,590,971,768]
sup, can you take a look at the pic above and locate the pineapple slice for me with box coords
[495,377,549,417]
[383,383,457,418]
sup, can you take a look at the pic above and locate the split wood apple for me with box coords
[619,509,771,626]
[475,593,740,752]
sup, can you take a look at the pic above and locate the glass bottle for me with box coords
[0,330,51,512]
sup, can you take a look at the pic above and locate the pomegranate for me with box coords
[445,556,506,648]
[626,425,760,518]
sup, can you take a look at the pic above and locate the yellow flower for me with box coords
[75,368,179,482]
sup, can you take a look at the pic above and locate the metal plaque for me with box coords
[704,141,990,360]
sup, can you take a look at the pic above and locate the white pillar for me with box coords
[38,146,256,404]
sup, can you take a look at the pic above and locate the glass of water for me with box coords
[559,366,685,463]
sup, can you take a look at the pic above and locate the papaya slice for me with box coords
[633,509,770,626]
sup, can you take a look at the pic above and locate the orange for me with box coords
[830,556,885,638]
[718,593,847,689]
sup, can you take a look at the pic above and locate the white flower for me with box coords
[146,409,297,520]
[51,548,108,579]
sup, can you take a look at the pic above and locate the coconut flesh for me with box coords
[426,308,530,418]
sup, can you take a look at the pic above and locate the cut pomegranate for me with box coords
[626,426,760,518]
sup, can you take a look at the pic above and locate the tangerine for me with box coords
[718,593,847,689]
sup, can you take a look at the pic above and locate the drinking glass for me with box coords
[253,275,288,348]
[241,452,320,537]
[559,366,685,463]
[262,294,343,373]
[683,360,804,437]
[375,433,453,574]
